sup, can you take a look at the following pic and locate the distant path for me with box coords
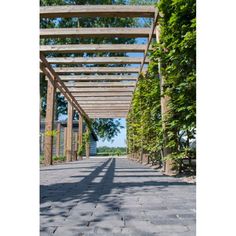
[40,157,196,236]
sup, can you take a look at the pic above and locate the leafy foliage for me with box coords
[97,146,126,156]
[92,119,124,142]
[127,0,196,172]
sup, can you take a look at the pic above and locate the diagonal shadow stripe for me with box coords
[40,158,112,204]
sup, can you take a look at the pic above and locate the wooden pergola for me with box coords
[40,5,159,165]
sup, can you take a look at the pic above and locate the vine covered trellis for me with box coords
[127,0,196,174]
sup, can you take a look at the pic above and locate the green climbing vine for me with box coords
[127,0,196,173]
[77,130,91,156]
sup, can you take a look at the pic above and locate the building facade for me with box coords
[40,120,98,157]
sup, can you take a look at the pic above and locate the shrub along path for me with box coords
[40,157,196,236]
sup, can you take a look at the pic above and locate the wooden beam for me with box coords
[88,110,128,112]
[71,92,133,97]
[86,110,128,113]
[55,122,61,157]
[40,5,156,18]
[60,75,138,81]
[47,57,149,65]
[84,109,129,112]
[40,28,155,39]
[90,116,126,118]
[40,67,147,74]
[77,101,131,104]
[89,113,127,115]
[54,67,141,74]
[81,103,129,106]
[66,103,73,162]
[81,104,130,108]
[85,110,129,113]
[75,96,132,101]
[69,87,134,92]
[78,115,83,160]
[88,114,127,118]
[65,82,136,87]
[40,44,146,53]
[44,78,55,166]
[86,111,128,113]
[82,104,130,108]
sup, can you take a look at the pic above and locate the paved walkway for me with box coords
[40,157,196,236]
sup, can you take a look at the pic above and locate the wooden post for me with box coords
[44,78,55,165]
[63,127,67,157]
[78,115,83,160]
[156,24,174,175]
[140,90,144,163]
[73,132,78,161]
[56,122,61,157]
[66,103,73,162]
[85,126,90,159]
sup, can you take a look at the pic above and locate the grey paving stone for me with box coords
[40,157,196,235]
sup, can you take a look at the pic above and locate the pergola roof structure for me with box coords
[40,5,158,122]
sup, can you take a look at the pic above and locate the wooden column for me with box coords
[44,78,55,165]
[156,25,174,175]
[66,103,73,162]
[140,91,144,163]
[73,132,78,161]
[56,122,61,157]
[85,126,90,159]
[78,115,83,160]
[63,127,67,157]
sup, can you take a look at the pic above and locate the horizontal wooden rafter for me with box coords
[40,44,146,53]
[81,104,130,108]
[70,92,132,97]
[59,75,138,81]
[80,104,130,107]
[40,28,155,39]
[89,112,127,118]
[74,96,132,101]
[83,109,129,112]
[54,67,142,74]
[80,103,129,107]
[40,5,155,18]
[90,116,126,118]
[69,87,134,92]
[64,82,136,87]
[87,111,128,114]
[41,67,143,74]
[86,108,129,114]
[47,57,149,64]
[76,101,130,104]
[87,111,128,113]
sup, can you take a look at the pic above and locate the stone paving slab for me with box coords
[40,157,196,235]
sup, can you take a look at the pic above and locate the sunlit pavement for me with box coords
[40,157,196,236]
